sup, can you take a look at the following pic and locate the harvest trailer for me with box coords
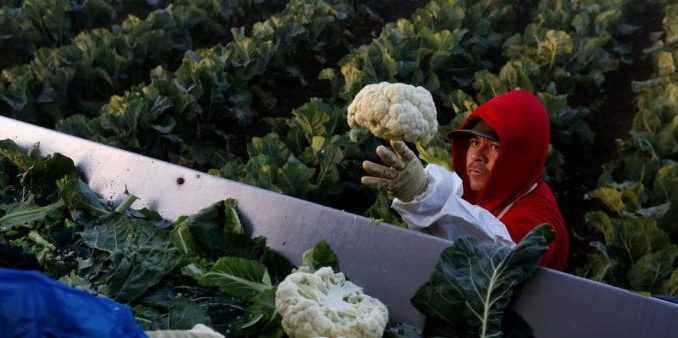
[1,115,677,337]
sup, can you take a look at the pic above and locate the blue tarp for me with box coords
[0,267,147,338]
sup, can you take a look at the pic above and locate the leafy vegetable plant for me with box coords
[412,224,555,338]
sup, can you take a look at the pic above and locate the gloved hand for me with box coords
[361,140,427,202]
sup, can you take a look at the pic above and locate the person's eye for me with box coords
[469,138,480,146]
[491,143,500,151]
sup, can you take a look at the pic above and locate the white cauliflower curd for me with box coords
[274,266,388,338]
[347,82,438,144]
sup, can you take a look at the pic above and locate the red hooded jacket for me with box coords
[451,90,569,270]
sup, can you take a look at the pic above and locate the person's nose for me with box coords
[471,144,489,163]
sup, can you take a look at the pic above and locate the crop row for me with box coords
[578,2,678,297]
[53,0,369,172]
[0,0,635,212]
[0,0,163,70]
[0,0,287,127]
[209,0,635,216]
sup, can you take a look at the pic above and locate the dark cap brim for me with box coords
[448,129,498,141]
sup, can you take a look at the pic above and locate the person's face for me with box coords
[465,136,500,194]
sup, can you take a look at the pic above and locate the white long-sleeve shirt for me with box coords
[392,164,515,247]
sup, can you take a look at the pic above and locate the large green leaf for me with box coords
[182,200,238,259]
[171,199,294,283]
[411,224,554,338]
[610,218,671,265]
[627,245,678,292]
[80,215,183,302]
[575,244,617,283]
[105,245,184,303]
[199,256,273,301]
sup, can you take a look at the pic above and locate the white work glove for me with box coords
[361,140,427,202]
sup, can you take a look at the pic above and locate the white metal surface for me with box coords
[1,115,677,336]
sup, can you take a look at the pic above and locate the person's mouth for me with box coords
[468,166,486,177]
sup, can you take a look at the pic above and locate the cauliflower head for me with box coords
[275,266,388,338]
[347,82,438,144]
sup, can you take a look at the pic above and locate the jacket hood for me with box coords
[451,90,550,213]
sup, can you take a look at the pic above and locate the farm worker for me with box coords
[361,89,569,270]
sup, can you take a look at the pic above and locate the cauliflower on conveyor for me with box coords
[275,266,389,338]
[347,82,438,144]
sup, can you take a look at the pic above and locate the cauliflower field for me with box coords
[1,0,678,335]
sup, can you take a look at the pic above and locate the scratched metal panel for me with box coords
[2,116,678,336]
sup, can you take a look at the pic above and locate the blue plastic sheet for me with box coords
[0,267,147,338]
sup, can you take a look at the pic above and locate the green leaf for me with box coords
[588,186,626,215]
[182,200,232,259]
[224,198,243,234]
[365,192,406,228]
[169,217,201,258]
[199,256,273,301]
[243,155,282,193]
[627,245,678,292]
[576,36,606,66]
[278,155,314,198]
[575,242,617,283]
[298,240,339,273]
[0,139,34,171]
[233,288,282,336]
[57,176,111,216]
[537,30,573,67]
[655,51,675,76]
[133,305,167,331]
[411,224,554,338]
[172,199,294,284]
[80,215,184,303]
[415,140,451,170]
[633,203,670,219]
[185,200,266,260]
[0,196,64,232]
[612,218,670,264]
[248,134,289,167]
[168,298,213,330]
[660,268,678,297]
[291,98,331,141]
[314,143,344,194]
